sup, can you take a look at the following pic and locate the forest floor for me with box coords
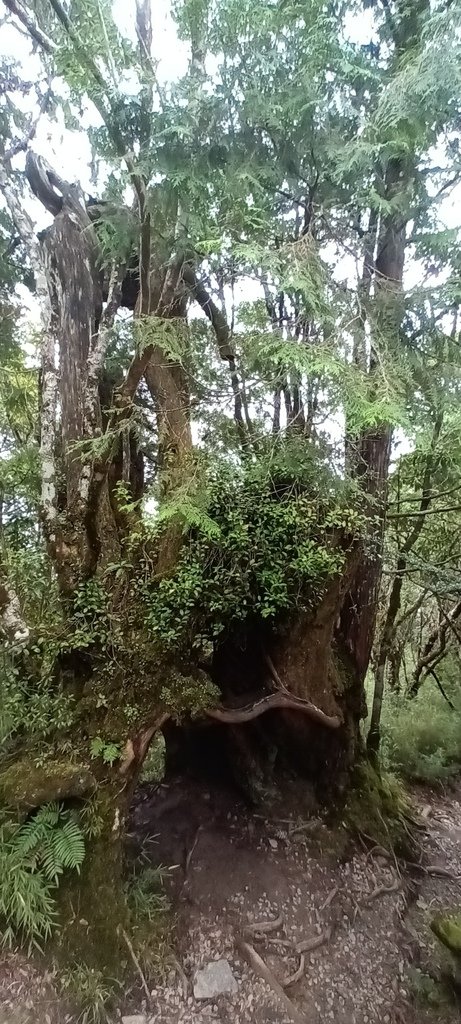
[1,773,461,1024]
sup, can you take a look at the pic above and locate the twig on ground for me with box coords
[257,936,295,949]
[320,885,339,911]
[121,928,152,1009]
[185,825,202,875]
[173,956,189,998]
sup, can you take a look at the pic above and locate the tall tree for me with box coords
[0,0,460,967]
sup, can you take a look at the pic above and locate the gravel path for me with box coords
[1,778,460,1023]
[127,776,461,1024]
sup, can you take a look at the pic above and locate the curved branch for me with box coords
[181,264,234,360]
[4,82,52,163]
[426,668,455,710]
[25,150,63,216]
[205,692,341,728]
[410,597,461,693]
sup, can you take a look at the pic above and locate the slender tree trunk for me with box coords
[367,413,442,750]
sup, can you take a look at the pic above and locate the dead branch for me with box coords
[172,956,188,999]
[121,927,152,1009]
[181,264,234,360]
[2,0,55,52]
[259,936,294,950]
[319,886,339,911]
[3,82,52,162]
[0,571,30,644]
[205,692,341,729]
[185,825,202,875]
[235,936,309,1024]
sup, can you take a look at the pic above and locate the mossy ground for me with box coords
[342,758,417,855]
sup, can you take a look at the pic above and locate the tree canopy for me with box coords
[0,0,461,974]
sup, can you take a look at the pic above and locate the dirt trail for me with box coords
[131,775,461,1024]
[1,776,460,1023]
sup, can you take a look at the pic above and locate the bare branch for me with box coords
[3,82,53,162]
[1,0,55,53]
[181,264,234,360]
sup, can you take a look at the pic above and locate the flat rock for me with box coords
[193,959,238,1000]
[122,1015,147,1024]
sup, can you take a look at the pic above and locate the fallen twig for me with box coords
[173,956,188,999]
[257,936,294,949]
[121,928,152,1009]
[185,825,202,875]
[320,886,339,911]
[235,935,308,1024]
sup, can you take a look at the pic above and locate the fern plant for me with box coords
[0,802,85,950]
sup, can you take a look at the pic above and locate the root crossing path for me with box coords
[131,776,461,1024]
[1,778,461,1023]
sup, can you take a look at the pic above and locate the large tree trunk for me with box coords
[174,544,366,800]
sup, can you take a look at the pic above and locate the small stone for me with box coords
[268,838,278,850]
[193,959,238,1000]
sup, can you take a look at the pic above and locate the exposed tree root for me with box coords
[282,954,306,988]
[205,692,341,728]
[246,913,284,934]
[235,935,309,1024]
[296,926,332,954]
[364,878,400,902]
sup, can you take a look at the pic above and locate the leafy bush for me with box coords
[377,685,461,782]
[143,453,363,657]
[0,802,85,950]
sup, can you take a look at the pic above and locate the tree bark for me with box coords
[367,412,443,751]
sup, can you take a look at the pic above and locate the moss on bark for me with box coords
[53,791,130,975]
[0,758,96,812]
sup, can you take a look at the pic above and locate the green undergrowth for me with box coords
[407,966,454,1013]
[55,867,172,1024]
[60,964,117,1024]
[0,802,86,952]
[380,686,461,783]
